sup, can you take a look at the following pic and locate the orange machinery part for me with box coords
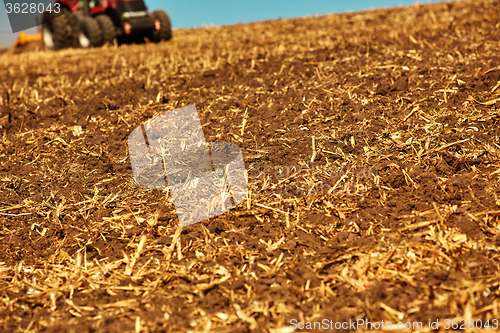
[13,31,43,48]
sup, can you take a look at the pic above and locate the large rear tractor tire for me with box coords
[41,8,72,50]
[150,10,172,42]
[78,16,102,48]
[95,15,116,46]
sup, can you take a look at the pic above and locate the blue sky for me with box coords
[1,0,439,49]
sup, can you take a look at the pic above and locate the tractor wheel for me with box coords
[78,16,102,48]
[41,7,72,50]
[151,10,172,42]
[66,9,81,47]
[95,15,116,46]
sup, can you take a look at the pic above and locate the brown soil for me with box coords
[12,41,44,54]
[1,0,500,332]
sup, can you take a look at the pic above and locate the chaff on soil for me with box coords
[1,0,500,332]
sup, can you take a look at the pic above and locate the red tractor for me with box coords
[42,0,172,50]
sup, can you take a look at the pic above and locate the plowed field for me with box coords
[2,0,500,332]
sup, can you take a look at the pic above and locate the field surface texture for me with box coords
[2,0,500,332]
